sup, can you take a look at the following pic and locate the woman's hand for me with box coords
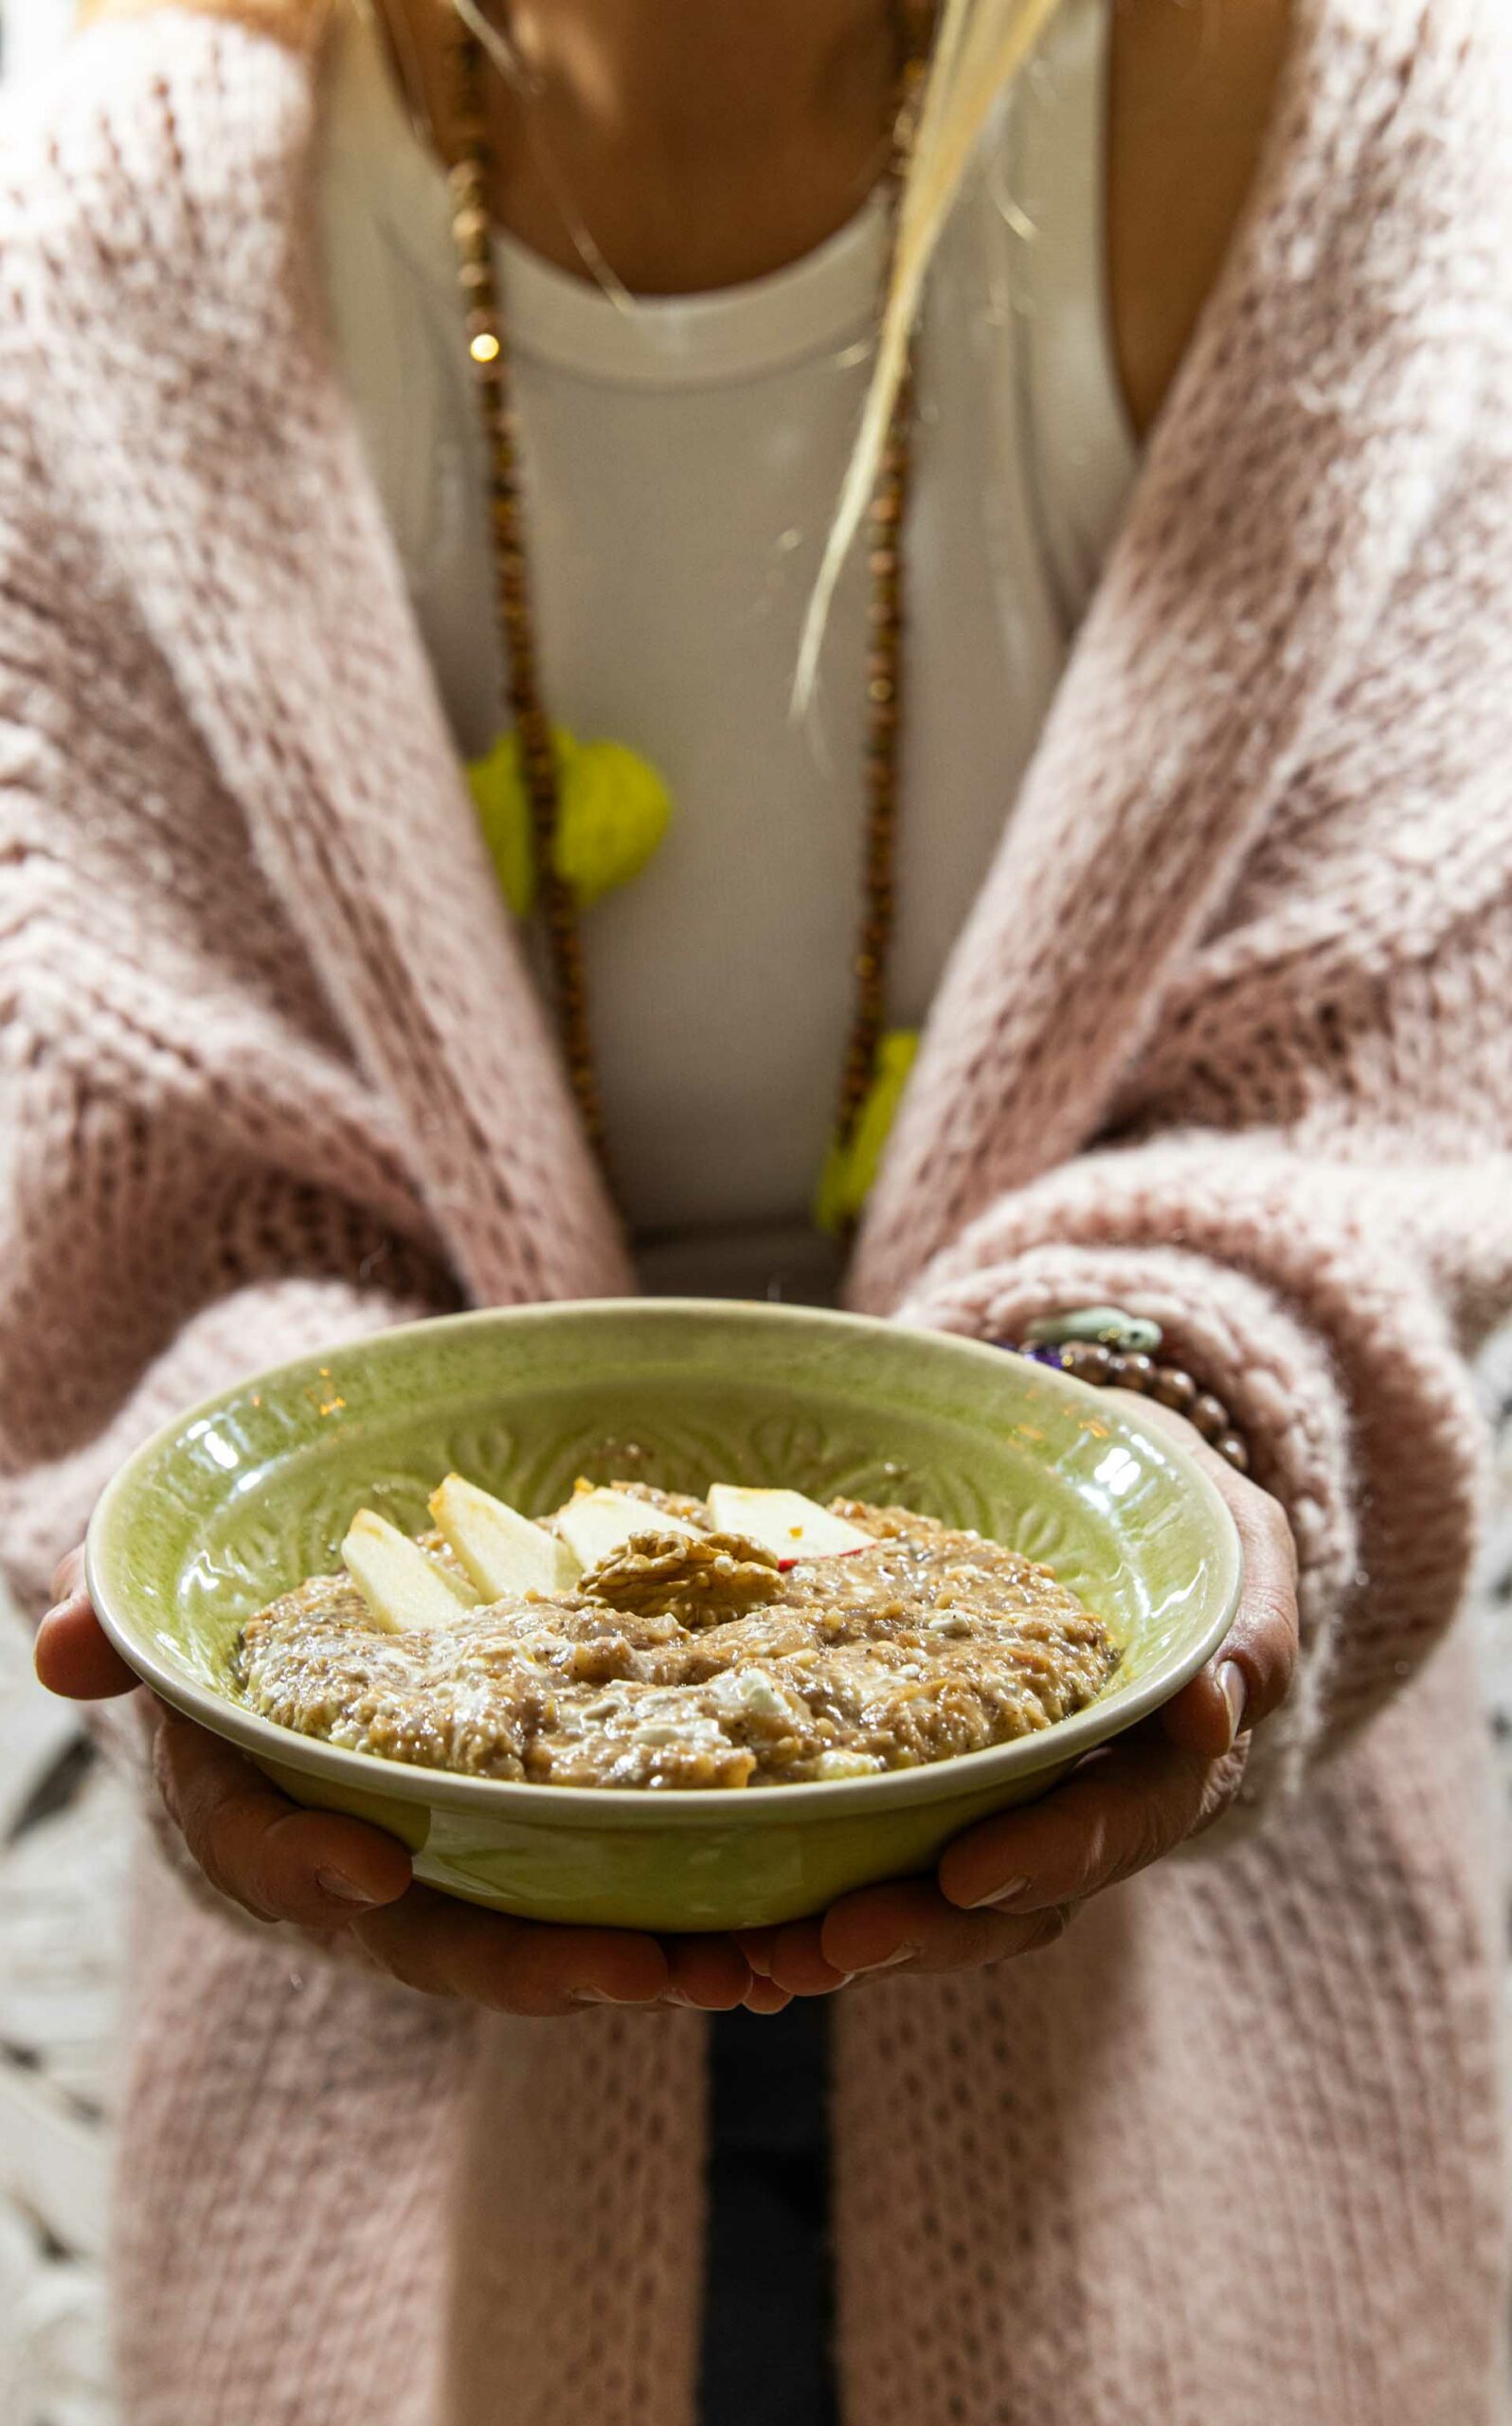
[740,1400,1300,1997]
[37,1548,786,2017]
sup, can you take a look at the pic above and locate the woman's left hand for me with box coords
[741,1399,1299,1997]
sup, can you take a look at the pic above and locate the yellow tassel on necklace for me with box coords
[468,726,672,917]
[470,725,910,1238]
[814,1029,919,1236]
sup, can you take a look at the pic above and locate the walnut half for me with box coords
[583,1530,785,1628]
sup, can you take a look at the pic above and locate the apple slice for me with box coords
[342,1509,479,1633]
[556,1486,700,1574]
[705,1485,872,1567]
[430,1474,582,1599]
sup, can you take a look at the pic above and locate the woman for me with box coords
[5,0,1510,2417]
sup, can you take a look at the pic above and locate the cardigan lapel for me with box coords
[851,0,1488,1309]
[47,12,629,1306]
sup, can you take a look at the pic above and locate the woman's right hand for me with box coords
[37,1548,784,2017]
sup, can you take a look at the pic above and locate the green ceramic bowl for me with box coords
[86,1299,1241,1931]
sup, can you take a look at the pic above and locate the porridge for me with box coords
[232,1477,1121,1790]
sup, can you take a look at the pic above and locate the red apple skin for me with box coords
[776,1545,868,1573]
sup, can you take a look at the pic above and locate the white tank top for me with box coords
[317,0,1137,1295]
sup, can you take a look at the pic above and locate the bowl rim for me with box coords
[85,1297,1244,1829]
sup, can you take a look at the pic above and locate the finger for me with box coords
[762,1916,855,1997]
[1160,1476,1299,1759]
[1179,1475,1290,1747]
[661,1936,753,2011]
[741,1976,794,2015]
[818,1878,1071,1978]
[936,1728,1220,1915]
[1108,1388,1299,1758]
[34,1593,140,1700]
[155,1709,413,1927]
[733,1928,780,1979]
[51,1547,86,1601]
[351,1887,669,2017]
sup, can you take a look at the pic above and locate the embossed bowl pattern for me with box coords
[86,1300,1242,1930]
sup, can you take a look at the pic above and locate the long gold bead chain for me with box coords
[450,30,606,1156]
[447,9,927,1189]
[836,14,926,1156]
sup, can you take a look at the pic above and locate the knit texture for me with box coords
[0,1,1508,2418]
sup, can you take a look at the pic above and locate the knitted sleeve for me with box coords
[889,1141,1506,1797]
[0,404,458,1626]
[0,402,471,1964]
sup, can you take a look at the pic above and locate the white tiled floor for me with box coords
[0,1620,130,2426]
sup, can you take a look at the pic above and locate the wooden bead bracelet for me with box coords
[1001,1307,1251,1476]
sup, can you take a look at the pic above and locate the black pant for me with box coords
[700,2001,837,2424]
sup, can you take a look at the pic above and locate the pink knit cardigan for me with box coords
[1,1,1510,2418]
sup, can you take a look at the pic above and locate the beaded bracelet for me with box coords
[1000,1307,1251,1476]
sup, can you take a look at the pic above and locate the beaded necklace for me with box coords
[446,7,929,1226]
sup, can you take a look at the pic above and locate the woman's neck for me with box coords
[378,0,899,291]
[507,0,892,156]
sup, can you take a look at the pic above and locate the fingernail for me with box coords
[569,1987,654,2006]
[1217,1660,1247,1747]
[848,1946,914,1974]
[961,1874,1032,1912]
[315,1869,383,1908]
[660,1987,697,2006]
